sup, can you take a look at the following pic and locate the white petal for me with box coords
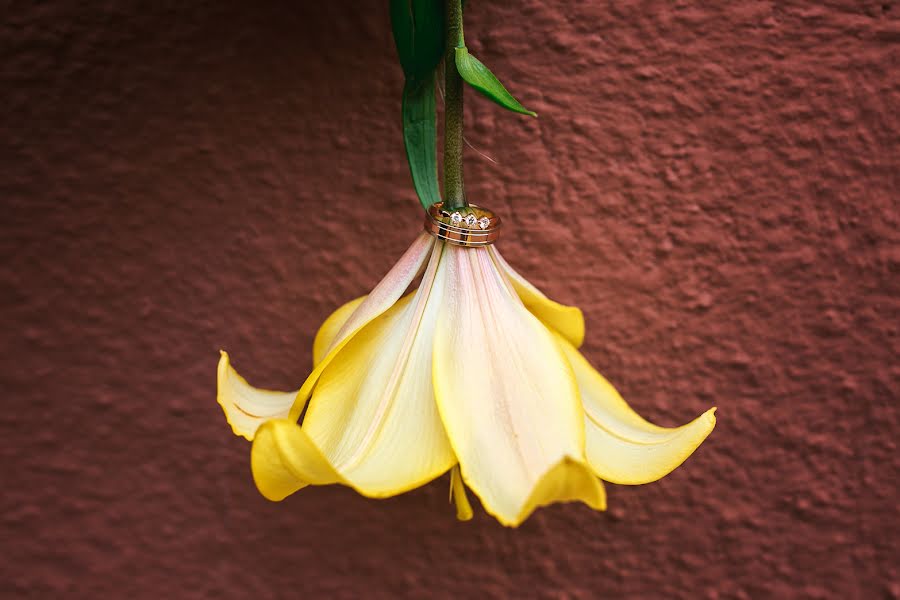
[432,245,603,526]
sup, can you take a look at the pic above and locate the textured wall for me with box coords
[2,1,898,598]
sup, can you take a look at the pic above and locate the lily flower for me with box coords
[217,230,716,527]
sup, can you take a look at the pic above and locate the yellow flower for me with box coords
[218,233,716,526]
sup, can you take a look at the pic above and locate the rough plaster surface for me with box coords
[2,1,898,598]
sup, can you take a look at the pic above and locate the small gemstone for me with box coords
[450,212,463,225]
[464,214,478,227]
[478,217,490,229]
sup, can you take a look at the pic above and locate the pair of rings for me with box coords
[424,202,501,247]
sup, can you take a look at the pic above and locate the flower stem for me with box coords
[442,0,466,209]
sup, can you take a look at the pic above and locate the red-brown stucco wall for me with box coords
[2,2,897,598]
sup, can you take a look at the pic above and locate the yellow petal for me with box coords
[286,232,436,423]
[557,334,717,485]
[251,418,346,500]
[217,351,297,441]
[312,296,365,368]
[518,457,606,522]
[433,246,603,527]
[255,243,455,498]
[217,233,435,440]
[450,466,473,521]
[489,246,585,348]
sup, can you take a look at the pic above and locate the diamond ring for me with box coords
[424,202,501,247]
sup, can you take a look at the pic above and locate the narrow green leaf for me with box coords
[402,75,441,210]
[390,0,445,82]
[390,0,416,76]
[455,46,537,117]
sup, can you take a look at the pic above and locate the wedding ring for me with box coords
[424,202,501,247]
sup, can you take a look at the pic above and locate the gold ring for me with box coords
[424,202,501,247]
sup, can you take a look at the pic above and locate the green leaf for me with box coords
[402,75,441,210]
[455,46,537,117]
[392,0,444,210]
[390,0,445,82]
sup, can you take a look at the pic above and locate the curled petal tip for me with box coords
[217,352,297,442]
[493,457,606,528]
[556,333,717,486]
[250,419,342,501]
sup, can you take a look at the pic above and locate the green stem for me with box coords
[442,0,466,209]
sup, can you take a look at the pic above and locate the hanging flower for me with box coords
[218,0,717,528]
[217,205,716,527]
